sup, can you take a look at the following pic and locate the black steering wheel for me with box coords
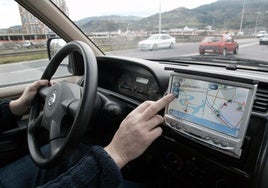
[27,40,98,167]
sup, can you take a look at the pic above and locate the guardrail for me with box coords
[0,49,47,58]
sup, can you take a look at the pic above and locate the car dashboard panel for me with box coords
[94,56,268,188]
[97,56,166,102]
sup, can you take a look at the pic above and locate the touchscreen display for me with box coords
[167,76,251,138]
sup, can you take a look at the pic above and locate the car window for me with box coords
[148,35,159,40]
[225,36,233,42]
[202,36,221,42]
[0,0,71,87]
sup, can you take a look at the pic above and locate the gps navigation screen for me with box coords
[167,76,251,138]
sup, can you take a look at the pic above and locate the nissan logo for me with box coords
[48,90,57,107]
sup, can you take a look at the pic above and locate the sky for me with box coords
[66,0,218,20]
[0,0,218,28]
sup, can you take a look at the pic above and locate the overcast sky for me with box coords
[66,0,218,20]
[0,0,218,28]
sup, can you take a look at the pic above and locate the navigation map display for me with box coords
[164,72,257,158]
[169,77,249,137]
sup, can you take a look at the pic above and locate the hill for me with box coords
[76,16,141,34]
[77,0,268,33]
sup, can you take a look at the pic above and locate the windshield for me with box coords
[202,36,222,43]
[148,35,161,40]
[1,0,268,74]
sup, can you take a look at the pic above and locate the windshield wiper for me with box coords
[149,55,268,73]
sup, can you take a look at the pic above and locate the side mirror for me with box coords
[47,38,84,76]
[47,38,66,60]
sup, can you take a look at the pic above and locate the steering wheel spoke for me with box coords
[62,98,81,118]
[28,114,43,133]
[49,138,66,158]
[49,120,67,141]
[39,86,51,99]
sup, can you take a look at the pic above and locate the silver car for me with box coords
[138,34,176,50]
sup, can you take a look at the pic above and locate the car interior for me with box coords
[1,0,268,187]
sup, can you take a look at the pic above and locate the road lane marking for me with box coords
[239,42,258,48]
[10,66,46,74]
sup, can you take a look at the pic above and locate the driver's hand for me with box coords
[9,80,50,116]
[104,94,175,168]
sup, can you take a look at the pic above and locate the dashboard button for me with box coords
[180,126,186,132]
[213,138,220,145]
[170,121,177,127]
[220,141,229,147]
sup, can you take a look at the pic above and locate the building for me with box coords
[19,0,68,34]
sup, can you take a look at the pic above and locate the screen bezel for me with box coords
[164,72,257,158]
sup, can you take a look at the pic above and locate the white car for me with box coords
[257,31,267,38]
[259,34,268,45]
[22,40,33,48]
[138,34,176,50]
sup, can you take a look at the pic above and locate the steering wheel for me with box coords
[27,40,98,167]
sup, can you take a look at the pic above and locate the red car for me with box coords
[199,35,239,56]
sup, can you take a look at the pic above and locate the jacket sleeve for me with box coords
[41,145,123,188]
[0,99,21,133]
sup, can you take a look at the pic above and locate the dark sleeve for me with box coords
[41,145,123,188]
[0,99,21,133]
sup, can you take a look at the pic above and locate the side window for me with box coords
[226,36,233,42]
[0,0,69,88]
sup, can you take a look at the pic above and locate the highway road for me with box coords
[0,59,70,86]
[0,38,267,87]
[109,38,265,60]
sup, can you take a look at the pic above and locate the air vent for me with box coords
[253,85,268,113]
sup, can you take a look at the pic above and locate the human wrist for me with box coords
[9,98,28,116]
[104,144,128,169]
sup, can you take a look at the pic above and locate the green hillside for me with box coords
[78,0,268,33]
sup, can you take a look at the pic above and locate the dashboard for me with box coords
[97,56,168,101]
[99,65,161,101]
[92,55,268,188]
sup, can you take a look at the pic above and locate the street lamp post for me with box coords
[239,0,246,32]
[254,12,262,34]
[159,0,161,34]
